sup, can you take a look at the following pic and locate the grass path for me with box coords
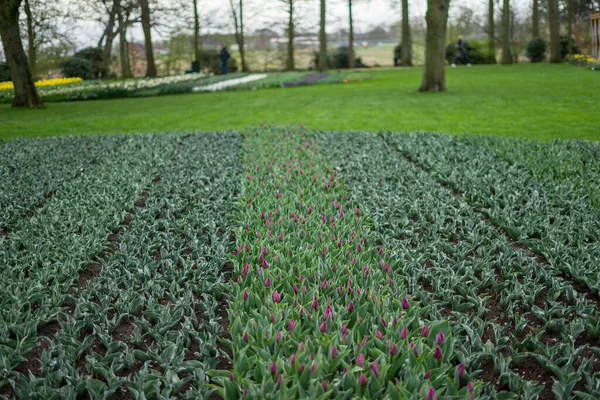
[0,64,597,141]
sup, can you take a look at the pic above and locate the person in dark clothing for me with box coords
[452,35,471,67]
[219,45,231,74]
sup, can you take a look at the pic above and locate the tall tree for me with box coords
[488,0,495,60]
[532,0,540,37]
[139,0,157,77]
[230,0,249,72]
[193,0,201,65]
[319,0,327,71]
[114,0,132,78]
[99,2,118,78]
[0,0,41,107]
[400,0,412,66]
[501,0,512,64]
[548,0,560,62]
[348,0,355,68]
[419,0,450,92]
[283,0,295,70]
[20,0,62,80]
[567,0,573,55]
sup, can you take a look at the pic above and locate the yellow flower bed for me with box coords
[0,77,83,91]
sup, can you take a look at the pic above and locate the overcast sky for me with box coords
[70,0,531,47]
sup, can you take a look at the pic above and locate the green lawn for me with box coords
[1,64,598,141]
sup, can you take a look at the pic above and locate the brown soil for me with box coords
[78,263,102,290]
[512,357,555,400]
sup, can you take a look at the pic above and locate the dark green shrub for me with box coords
[60,47,104,80]
[312,46,368,70]
[60,57,95,80]
[526,37,547,62]
[73,47,104,78]
[445,39,496,65]
[0,62,11,82]
[197,49,238,75]
[560,35,581,59]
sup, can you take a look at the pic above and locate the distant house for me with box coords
[252,29,279,50]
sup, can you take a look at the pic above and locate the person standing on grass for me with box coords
[219,44,231,75]
[452,35,472,68]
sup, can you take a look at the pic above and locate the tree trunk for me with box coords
[239,0,247,71]
[401,0,412,66]
[286,0,294,71]
[532,0,540,37]
[23,0,36,79]
[419,0,450,92]
[319,0,327,71]
[139,0,157,77]
[0,0,42,107]
[230,0,248,72]
[488,0,495,62]
[567,0,573,55]
[193,0,201,64]
[501,0,512,64]
[548,0,560,62]
[101,3,118,79]
[115,0,132,78]
[348,0,355,69]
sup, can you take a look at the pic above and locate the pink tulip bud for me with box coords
[381,317,387,328]
[390,344,398,355]
[300,342,305,352]
[320,321,327,333]
[337,239,342,248]
[265,277,271,287]
[331,346,337,359]
[342,325,348,335]
[355,208,360,217]
[308,205,313,214]
[348,301,354,313]
[243,290,249,301]
[273,291,281,303]
[427,387,435,400]
[321,380,327,391]
[359,373,367,387]
[312,296,318,310]
[375,330,383,340]
[293,283,298,294]
[356,244,362,253]
[276,331,282,342]
[467,381,474,393]
[357,353,365,366]
[242,264,249,276]
[421,325,429,338]
[351,257,357,265]
[262,259,269,269]
[278,233,283,242]
[299,362,305,374]
[401,298,409,310]
[369,362,380,377]
[310,363,316,374]
[437,332,445,345]
[270,312,275,323]
[290,354,297,365]
[242,332,249,342]
[276,373,282,387]
[288,319,295,331]
[458,363,465,378]
[434,346,442,359]
[424,370,431,379]
[270,361,277,375]
[400,327,408,340]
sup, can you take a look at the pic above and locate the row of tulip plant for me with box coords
[2,132,242,399]
[0,135,132,232]
[0,134,183,397]
[317,131,600,399]
[384,132,600,299]
[214,126,480,399]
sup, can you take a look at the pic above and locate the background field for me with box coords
[1,64,598,142]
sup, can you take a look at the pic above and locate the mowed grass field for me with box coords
[0,63,598,141]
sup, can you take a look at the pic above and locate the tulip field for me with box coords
[1,127,599,399]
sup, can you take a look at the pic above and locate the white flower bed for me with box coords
[192,74,268,92]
